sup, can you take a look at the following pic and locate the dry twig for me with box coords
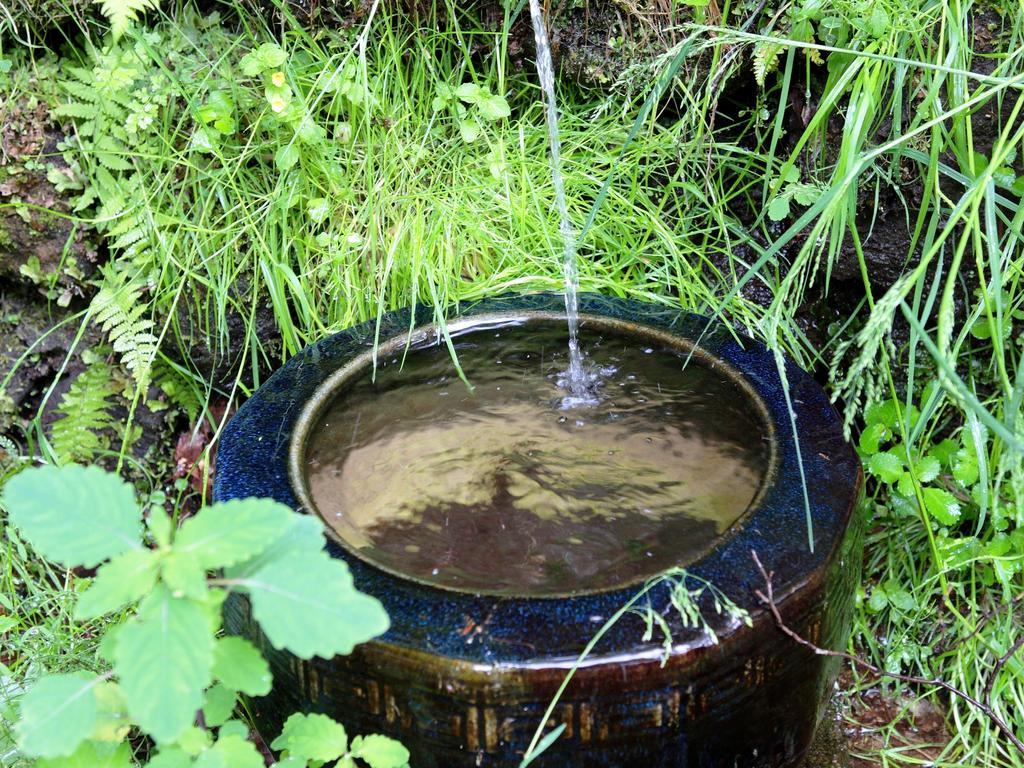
[750,550,1024,755]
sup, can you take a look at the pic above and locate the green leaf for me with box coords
[17,673,98,758]
[351,734,410,768]
[146,747,194,768]
[176,726,213,756]
[218,720,250,740]
[202,684,236,728]
[3,465,142,568]
[766,195,790,222]
[952,450,979,486]
[162,550,209,600]
[240,551,389,659]
[176,500,292,570]
[867,451,903,483]
[455,82,483,103]
[477,94,511,121]
[75,549,159,620]
[250,43,287,70]
[227,515,325,580]
[275,144,300,171]
[864,399,899,428]
[922,487,961,526]
[91,682,130,743]
[307,197,330,224]
[858,422,889,454]
[37,740,132,768]
[867,585,888,612]
[149,507,174,548]
[271,713,348,762]
[886,585,917,612]
[212,636,272,696]
[929,438,959,467]
[194,734,263,768]
[459,118,481,143]
[791,185,819,206]
[912,455,941,484]
[114,586,215,742]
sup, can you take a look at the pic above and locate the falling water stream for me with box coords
[525,0,592,405]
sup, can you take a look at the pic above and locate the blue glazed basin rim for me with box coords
[214,293,861,662]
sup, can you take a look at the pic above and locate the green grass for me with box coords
[1,0,1023,765]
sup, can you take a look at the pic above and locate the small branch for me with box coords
[983,633,1024,704]
[750,550,1024,755]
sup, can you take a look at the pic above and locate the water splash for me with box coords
[526,0,591,405]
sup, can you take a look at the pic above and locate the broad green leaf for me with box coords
[148,507,173,548]
[37,740,132,768]
[227,514,325,579]
[194,734,263,768]
[176,500,292,569]
[271,713,348,762]
[307,197,330,224]
[162,550,208,600]
[791,185,819,206]
[858,422,889,454]
[212,636,272,696]
[201,684,236,728]
[240,551,389,658]
[766,195,790,222]
[91,682,130,742]
[176,726,213,756]
[76,549,159,619]
[275,144,300,171]
[218,720,250,740]
[922,487,961,526]
[928,438,959,467]
[885,585,917,612]
[351,733,410,768]
[912,455,941,484]
[146,747,194,768]
[864,399,899,428]
[459,118,481,143]
[17,673,98,758]
[867,585,888,612]
[477,94,510,121]
[255,43,287,69]
[239,53,263,77]
[455,82,483,103]
[114,586,215,742]
[952,450,979,486]
[867,451,903,483]
[3,465,141,568]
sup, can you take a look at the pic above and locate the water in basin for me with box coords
[302,320,772,596]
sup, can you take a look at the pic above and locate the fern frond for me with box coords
[752,41,783,88]
[50,362,117,464]
[153,360,204,423]
[94,0,160,39]
[91,270,158,387]
[53,102,100,120]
